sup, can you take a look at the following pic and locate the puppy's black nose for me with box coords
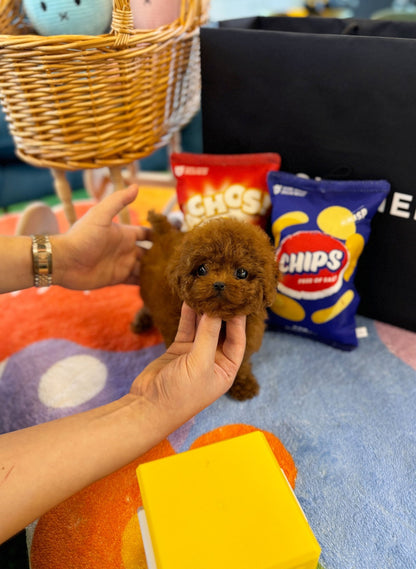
[213,281,226,292]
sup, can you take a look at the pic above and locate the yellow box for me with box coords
[137,431,321,569]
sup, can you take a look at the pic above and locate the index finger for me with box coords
[221,315,247,368]
[174,303,198,343]
[132,225,152,243]
[191,313,222,364]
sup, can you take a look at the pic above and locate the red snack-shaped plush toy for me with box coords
[171,152,281,231]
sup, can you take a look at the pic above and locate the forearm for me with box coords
[0,234,75,294]
[0,394,163,543]
[0,236,34,293]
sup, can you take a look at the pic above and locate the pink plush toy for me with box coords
[130,0,181,29]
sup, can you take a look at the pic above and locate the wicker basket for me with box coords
[0,0,208,223]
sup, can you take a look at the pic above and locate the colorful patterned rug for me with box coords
[1,189,415,568]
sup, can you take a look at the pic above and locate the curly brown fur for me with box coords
[132,212,279,400]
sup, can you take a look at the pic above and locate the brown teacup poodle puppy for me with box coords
[132,212,278,400]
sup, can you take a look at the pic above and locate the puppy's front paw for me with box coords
[228,372,260,401]
[131,306,154,334]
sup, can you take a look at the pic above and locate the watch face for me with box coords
[38,250,49,273]
[33,236,52,277]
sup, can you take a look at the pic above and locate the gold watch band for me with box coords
[31,235,53,287]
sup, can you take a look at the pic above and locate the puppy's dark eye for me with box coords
[196,264,208,276]
[40,1,47,10]
[235,268,248,280]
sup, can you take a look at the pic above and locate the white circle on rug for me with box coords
[38,355,108,408]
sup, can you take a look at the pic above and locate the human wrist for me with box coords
[47,235,67,288]
[123,388,190,451]
[85,392,178,471]
[31,235,53,287]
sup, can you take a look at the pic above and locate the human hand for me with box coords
[130,304,247,431]
[0,304,245,543]
[51,185,150,290]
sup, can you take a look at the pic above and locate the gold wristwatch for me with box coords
[31,235,53,287]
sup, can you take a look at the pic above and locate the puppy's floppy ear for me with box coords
[166,244,183,296]
[250,228,279,308]
[262,253,280,308]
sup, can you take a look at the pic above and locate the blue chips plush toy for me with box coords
[267,171,390,350]
[23,0,113,35]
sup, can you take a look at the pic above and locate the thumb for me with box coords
[93,185,138,224]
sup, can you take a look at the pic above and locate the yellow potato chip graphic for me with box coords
[270,292,305,322]
[317,206,356,240]
[344,233,365,282]
[271,211,309,247]
[311,289,355,324]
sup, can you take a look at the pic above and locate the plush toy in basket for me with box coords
[23,0,112,35]
[132,211,279,401]
[130,0,181,29]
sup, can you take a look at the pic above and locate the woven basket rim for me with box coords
[0,27,192,54]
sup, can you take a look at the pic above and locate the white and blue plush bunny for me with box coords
[23,0,112,35]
